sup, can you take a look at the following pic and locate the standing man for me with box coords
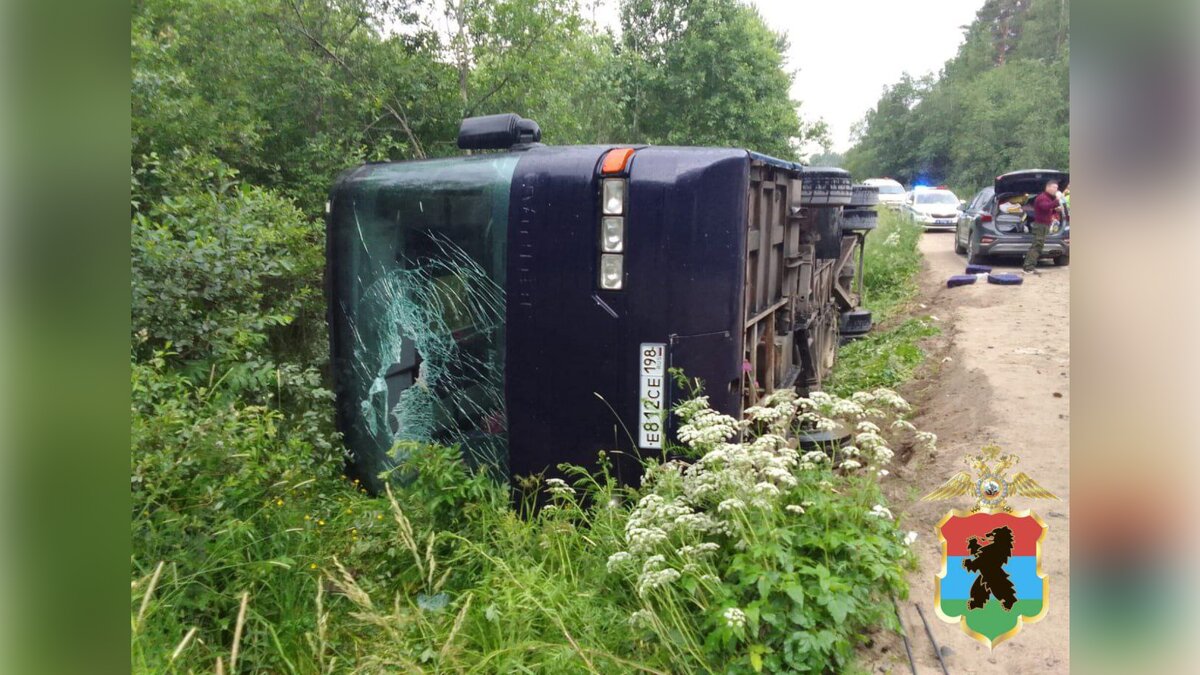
[1024,180,1064,274]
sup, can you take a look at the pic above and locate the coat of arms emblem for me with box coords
[921,445,1060,648]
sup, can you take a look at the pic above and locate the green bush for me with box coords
[131,151,326,369]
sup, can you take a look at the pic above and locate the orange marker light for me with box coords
[601,147,635,175]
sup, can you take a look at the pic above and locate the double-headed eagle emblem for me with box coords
[922,445,1058,512]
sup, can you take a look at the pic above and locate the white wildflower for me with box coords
[800,450,829,464]
[544,478,574,497]
[625,526,669,554]
[718,498,745,513]
[673,396,712,420]
[808,391,833,406]
[637,567,681,597]
[677,542,720,558]
[871,445,895,464]
[629,609,654,629]
[753,481,780,496]
[723,607,747,629]
[606,551,632,573]
[674,512,719,533]
[904,531,919,546]
[856,431,886,448]
[745,405,782,422]
[872,388,910,411]
[867,504,894,520]
[786,504,806,515]
[641,554,666,573]
[831,399,865,418]
[763,465,797,487]
[840,458,861,470]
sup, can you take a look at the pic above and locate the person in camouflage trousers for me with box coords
[1023,180,1064,274]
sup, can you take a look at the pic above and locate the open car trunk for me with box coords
[993,169,1069,234]
[995,169,1069,196]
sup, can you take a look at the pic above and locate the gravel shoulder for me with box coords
[865,232,1070,674]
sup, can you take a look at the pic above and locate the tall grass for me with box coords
[859,208,924,323]
[132,390,933,673]
[828,207,937,397]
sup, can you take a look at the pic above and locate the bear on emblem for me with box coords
[962,525,1017,610]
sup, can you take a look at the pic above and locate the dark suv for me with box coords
[955,169,1069,266]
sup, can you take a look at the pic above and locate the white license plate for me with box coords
[638,343,667,449]
[935,219,954,224]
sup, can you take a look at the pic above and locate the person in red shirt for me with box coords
[1023,180,1065,274]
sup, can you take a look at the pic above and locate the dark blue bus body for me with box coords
[326,144,856,490]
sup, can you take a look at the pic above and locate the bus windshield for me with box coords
[327,155,519,480]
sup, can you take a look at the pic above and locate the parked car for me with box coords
[861,177,905,209]
[903,188,961,230]
[955,169,1070,266]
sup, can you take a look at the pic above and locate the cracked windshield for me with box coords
[328,156,518,480]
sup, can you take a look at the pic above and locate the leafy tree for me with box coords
[807,150,845,167]
[619,0,825,158]
[845,0,1069,192]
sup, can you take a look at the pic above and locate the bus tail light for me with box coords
[601,216,624,253]
[602,179,626,215]
[599,254,624,289]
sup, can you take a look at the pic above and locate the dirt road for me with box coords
[869,232,1070,673]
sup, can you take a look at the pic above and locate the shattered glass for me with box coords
[327,156,519,484]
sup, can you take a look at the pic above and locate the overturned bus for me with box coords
[326,114,878,490]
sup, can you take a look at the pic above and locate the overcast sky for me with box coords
[593,0,985,153]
